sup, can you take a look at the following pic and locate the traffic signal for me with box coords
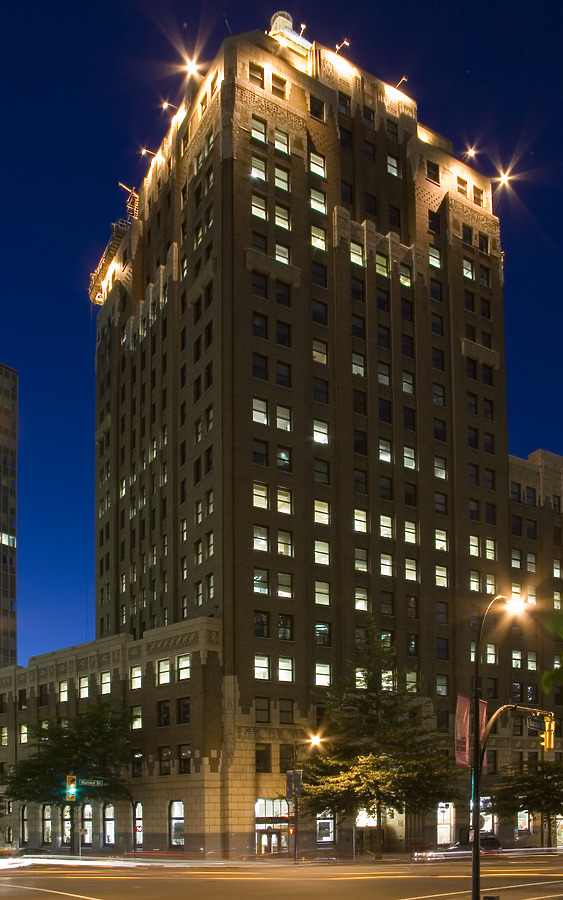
[540,718,555,751]
[65,775,77,801]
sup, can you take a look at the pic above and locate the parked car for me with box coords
[412,835,502,860]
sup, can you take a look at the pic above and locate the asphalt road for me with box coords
[2,856,563,900]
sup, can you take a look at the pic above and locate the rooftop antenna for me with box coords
[118,183,139,221]
[395,75,408,89]
[223,13,232,35]
[335,39,349,54]
[299,23,306,36]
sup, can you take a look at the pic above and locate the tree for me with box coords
[302,628,458,856]
[489,761,563,847]
[5,703,130,854]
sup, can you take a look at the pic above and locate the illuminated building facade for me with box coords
[0,363,17,668]
[1,14,562,856]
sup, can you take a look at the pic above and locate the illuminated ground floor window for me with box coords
[82,804,93,845]
[103,804,115,845]
[170,801,184,846]
[134,802,143,847]
[42,805,52,844]
[317,811,334,843]
[255,798,290,854]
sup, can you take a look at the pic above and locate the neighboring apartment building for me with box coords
[0,364,17,668]
[1,15,562,856]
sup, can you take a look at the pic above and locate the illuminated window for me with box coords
[316,663,332,687]
[275,205,290,229]
[309,152,326,177]
[274,127,289,152]
[313,420,329,444]
[434,456,447,479]
[253,525,269,552]
[435,566,448,587]
[310,188,326,213]
[463,258,474,279]
[469,535,480,556]
[251,116,266,141]
[59,681,68,702]
[157,659,170,685]
[435,529,448,551]
[254,655,270,680]
[405,521,417,544]
[315,541,330,565]
[314,499,330,525]
[381,553,393,576]
[429,246,441,269]
[312,226,326,250]
[130,666,142,690]
[354,509,367,532]
[278,657,294,682]
[350,242,364,266]
[375,253,389,277]
[387,154,399,176]
[355,548,368,572]
[100,671,111,694]
[315,581,331,605]
[251,194,266,219]
[253,483,269,508]
[405,558,418,581]
[470,571,480,591]
[355,587,369,611]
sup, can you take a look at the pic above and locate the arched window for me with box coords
[42,805,52,843]
[61,806,71,845]
[169,801,184,846]
[20,805,28,845]
[103,803,115,845]
[134,802,143,848]
[82,804,93,846]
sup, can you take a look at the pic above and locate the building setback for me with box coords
[0,363,17,668]
[1,13,563,856]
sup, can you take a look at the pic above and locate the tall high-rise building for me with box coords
[0,363,17,667]
[83,14,562,854]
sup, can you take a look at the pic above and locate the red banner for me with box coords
[480,698,488,771]
[455,694,470,767]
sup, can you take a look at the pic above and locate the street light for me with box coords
[288,734,321,864]
[471,594,525,900]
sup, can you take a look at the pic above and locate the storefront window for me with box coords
[82,804,93,845]
[42,805,52,843]
[103,804,115,845]
[134,803,143,848]
[170,801,184,846]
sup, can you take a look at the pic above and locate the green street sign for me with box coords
[527,716,545,732]
[78,778,105,787]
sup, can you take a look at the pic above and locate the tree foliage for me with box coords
[302,627,459,826]
[5,702,130,807]
[489,761,563,820]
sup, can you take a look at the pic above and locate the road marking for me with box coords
[0,884,102,900]
[394,878,563,900]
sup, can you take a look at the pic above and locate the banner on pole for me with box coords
[455,694,470,767]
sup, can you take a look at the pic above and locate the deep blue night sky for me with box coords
[2,0,562,664]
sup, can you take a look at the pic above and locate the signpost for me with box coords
[77,779,105,787]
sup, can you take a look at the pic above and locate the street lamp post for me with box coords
[288,735,321,864]
[471,594,524,900]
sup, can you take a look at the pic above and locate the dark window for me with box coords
[526,487,537,507]
[526,519,537,541]
[313,378,329,403]
[310,96,324,120]
[469,499,480,521]
[484,432,494,454]
[466,358,477,380]
[364,141,375,163]
[276,281,290,306]
[158,700,170,727]
[431,314,444,336]
[276,362,291,388]
[254,611,269,638]
[253,271,267,297]
[427,160,439,183]
[483,365,493,386]
[380,476,393,501]
[437,637,449,660]
[402,335,414,357]
[485,469,496,491]
[132,750,143,778]
[430,279,443,301]
[312,263,327,288]
[481,298,491,319]
[510,481,521,502]
[365,193,377,216]
[428,210,440,234]
[253,314,267,338]
[389,205,401,229]
[379,399,392,423]
[340,127,352,149]
[253,354,268,380]
[467,393,478,414]
[353,391,367,415]
[354,469,367,493]
[279,699,293,724]
[276,322,291,346]
[511,515,522,536]
[378,326,390,349]
[432,348,445,370]
[253,440,268,466]
[435,492,447,515]
[354,430,367,454]
[468,427,478,449]
[352,315,365,339]
[403,408,416,430]
[279,743,294,773]
[436,601,448,624]
[177,698,191,724]
[462,224,473,245]
[486,503,496,525]
[377,288,389,311]
[401,299,413,322]
[434,419,446,441]
[255,743,271,773]
[405,483,417,506]
[312,300,327,325]
[351,277,364,301]
[314,459,330,485]
[469,463,479,485]
[341,181,353,205]
[252,232,267,253]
